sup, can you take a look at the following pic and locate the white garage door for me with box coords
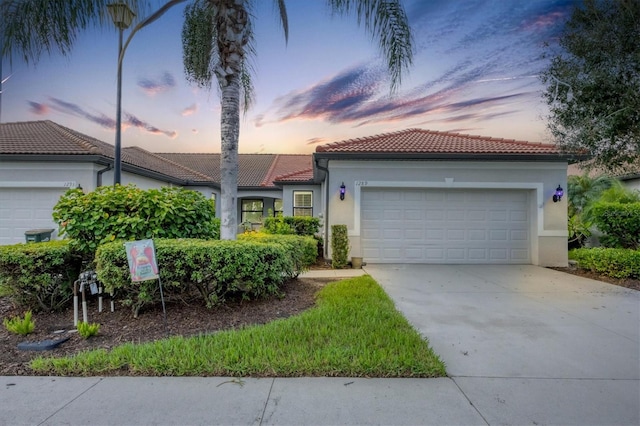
[0,188,64,245]
[361,188,531,264]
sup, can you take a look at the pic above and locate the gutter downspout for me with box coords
[315,158,330,258]
[96,164,113,188]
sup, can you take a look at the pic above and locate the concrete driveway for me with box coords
[365,264,640,425]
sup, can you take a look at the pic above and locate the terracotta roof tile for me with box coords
[122,147,212,182]
[0,120,110,155]
[261,155,313,186]
[316,128,560,155]
[274,168,314,183]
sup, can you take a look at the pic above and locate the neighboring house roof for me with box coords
[568,160,640,181]
[315,128,569,159]
[273,168,314,184]
[0,120,110,155]
[0,120,312,189]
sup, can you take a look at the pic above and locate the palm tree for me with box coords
[1,0,413,240]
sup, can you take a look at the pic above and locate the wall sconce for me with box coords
[340,182,346,200]
[553,185,564,203]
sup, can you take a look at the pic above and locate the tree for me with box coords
[540,0,640,174]
[1,0,413,240]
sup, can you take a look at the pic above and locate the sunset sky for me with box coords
[1,0,573,154]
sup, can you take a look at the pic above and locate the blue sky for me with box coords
[1,0,573,154]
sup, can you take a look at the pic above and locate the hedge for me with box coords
[53,185,219,257]
[331,225,349,269]
[0,240,82,311]
[262,216,320,236]
[569,248,640,279]
[238,232,317,277]
[96,239,293,317]
[591,202,640,249]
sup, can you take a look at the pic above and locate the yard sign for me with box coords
[124,239,159,282]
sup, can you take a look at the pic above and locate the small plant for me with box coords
[77,321,100,339]
[3,311,35,335]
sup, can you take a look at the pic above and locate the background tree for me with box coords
[2,0,414,240]
[540,0,640,174]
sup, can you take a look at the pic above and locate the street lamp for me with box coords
[107,2,135,185]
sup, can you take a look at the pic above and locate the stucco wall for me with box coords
[324,160,568,267]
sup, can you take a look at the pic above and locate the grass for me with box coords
[31,276,446,377]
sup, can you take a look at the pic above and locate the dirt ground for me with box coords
[0,277,332,376]
[1,266,637,376]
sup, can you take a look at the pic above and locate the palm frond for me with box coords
[1,0,149,64]
[327,0,413,92]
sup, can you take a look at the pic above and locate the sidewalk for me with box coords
[1,376,484,426]
[299,268,366,279]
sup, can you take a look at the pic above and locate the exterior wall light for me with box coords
[340,182,346,200]
[553,185,564,203]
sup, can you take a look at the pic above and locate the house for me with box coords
[568,161,640,192]
[1,120,579,266]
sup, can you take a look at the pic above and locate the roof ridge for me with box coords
[45,120,104,154]
[260,154,282,186]
[129,148,213,181]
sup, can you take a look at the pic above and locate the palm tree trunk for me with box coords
[219,78,240,240]
[215,0,249,240]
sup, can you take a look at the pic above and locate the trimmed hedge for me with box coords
[239,232,317,277]
[262,216,320,236]
[96,239,293,317]
[569,248,640,279]
[331,225,349,269]
[0,241,82,311]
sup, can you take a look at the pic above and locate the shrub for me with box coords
[262,216,320,236]
[77,322,100,339]
[52,185,219,257]
[569,248,640,279]
[239,232,317,277]
[591,202,640,249]
[331,225,349,269]
[96,239,291,316]
[3,311,35,335]
[0,241,81,311]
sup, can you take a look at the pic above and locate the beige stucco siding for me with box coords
[325,160,568,267]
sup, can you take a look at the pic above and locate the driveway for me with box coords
[365,264,640,425]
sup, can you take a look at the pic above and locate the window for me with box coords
[274,199,283,216]
[293,191,313,217]
[241,199,264,224]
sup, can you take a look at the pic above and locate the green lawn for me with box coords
[31,275,446,377]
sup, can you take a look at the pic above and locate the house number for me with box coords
[355,181,368,186]
[63,181,78,188]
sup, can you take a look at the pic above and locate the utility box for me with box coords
[25,229,54,243]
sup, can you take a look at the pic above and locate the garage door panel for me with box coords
[0,188,63,245]
[361,188,530,264]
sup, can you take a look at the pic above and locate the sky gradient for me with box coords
[1,0,573,154]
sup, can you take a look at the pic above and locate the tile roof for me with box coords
[122,147,212,182]
[261,155,313,186]
[274,168,314,183]
[316,128,561,155]
[0,120,111,156]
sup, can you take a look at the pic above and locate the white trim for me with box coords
[352,180,565,237]
[0,181,77,188]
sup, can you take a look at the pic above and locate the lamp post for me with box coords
[107,2,135,185]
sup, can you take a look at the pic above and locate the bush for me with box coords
[77,322,100,339]
[0,241,81,311]
[239,232,317,277]
[591,202,640,249]
[96,239,292,316]
[53,185,219,257]
[262,216,320,236]
[331,225,349,269]
[569,248,640,279]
